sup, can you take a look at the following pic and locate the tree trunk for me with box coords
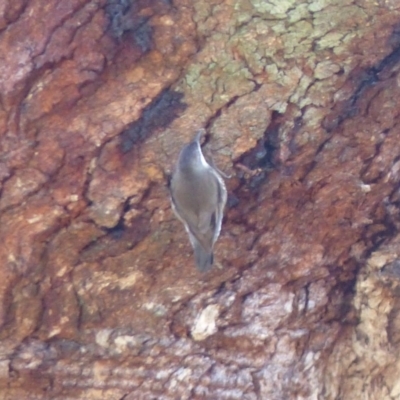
[1,0,400,399]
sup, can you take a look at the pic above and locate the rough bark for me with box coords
[1,0,400,399]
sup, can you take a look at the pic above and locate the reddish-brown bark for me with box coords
[1,0,400,399]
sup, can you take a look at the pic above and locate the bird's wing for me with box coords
[211,172,227,244]
[171,192,207,244]
[171,169,225,252]
[190,214,215,254]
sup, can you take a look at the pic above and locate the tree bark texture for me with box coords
[0,0,400,399]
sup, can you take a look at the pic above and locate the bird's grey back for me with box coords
[171,168,219,216]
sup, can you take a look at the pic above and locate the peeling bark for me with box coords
[1,0,400,399]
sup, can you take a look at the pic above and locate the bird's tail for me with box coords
[193,241,213,272]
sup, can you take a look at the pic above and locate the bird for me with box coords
[170,130,227,272]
